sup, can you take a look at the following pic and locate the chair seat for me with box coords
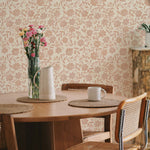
[83,130,110,142]
[67,141,140,150]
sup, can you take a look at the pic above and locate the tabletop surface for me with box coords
[130,47,150,51]
[0,90,126,122]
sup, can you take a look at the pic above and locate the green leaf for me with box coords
[140,23,150,33]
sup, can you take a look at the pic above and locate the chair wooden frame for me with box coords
[115,93,149,150]
[67,93,149,150]
[62,83,113,142]
[62,83,113,93]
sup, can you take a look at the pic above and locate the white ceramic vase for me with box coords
[145,33,150,47]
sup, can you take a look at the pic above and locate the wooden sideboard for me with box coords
[131,47,150,97]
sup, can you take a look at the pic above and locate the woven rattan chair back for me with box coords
[122,100,141,137]
[115,93,149,149]
[62,83,113,93]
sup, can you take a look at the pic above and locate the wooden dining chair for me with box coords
[67,93,149,150]
[62,83,113,142]
[62,83,113,93]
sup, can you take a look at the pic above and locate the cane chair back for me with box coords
[67,93,149,150]
[115,93,149,149]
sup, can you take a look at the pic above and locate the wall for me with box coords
[0,0,150,98]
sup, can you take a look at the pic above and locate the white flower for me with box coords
[37,29,43,34]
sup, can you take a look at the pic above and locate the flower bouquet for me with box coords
[19,25,47,98]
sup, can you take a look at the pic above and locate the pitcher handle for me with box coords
[101,88,106,99]
[33,70,40,88]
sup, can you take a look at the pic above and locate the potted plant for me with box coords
[139,23,150,47]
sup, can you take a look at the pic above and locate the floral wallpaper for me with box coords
[1,0,150,97]
[0,0,150,133]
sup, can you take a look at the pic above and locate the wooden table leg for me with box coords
[52,119,83,150]
[104,114,113,143]
[2,115,18,150]
[0,122,7,150]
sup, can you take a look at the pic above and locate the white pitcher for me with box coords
[34,66,56,100]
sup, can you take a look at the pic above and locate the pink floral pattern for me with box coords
[0,0,150,130]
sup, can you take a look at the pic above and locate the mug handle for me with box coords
[101,88,106,99]
[33,69,40,88]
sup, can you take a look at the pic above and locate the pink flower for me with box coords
[39,25,44,29]
[29,25,33,28]
[29,27,34,31]
[26,31,32,38]
[40,37,47,46]
[23,37,29,41]
[19,28,22,31]
[31,28,37,35]
[31,53,35,57]
[40,37,46,43]
[44,42,47,46]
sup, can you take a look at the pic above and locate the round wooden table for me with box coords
[0,90,126,150]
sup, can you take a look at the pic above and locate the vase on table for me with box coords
[28,56,40,99]
[19,25,47,99]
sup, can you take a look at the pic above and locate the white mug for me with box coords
[88,87,106,101]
